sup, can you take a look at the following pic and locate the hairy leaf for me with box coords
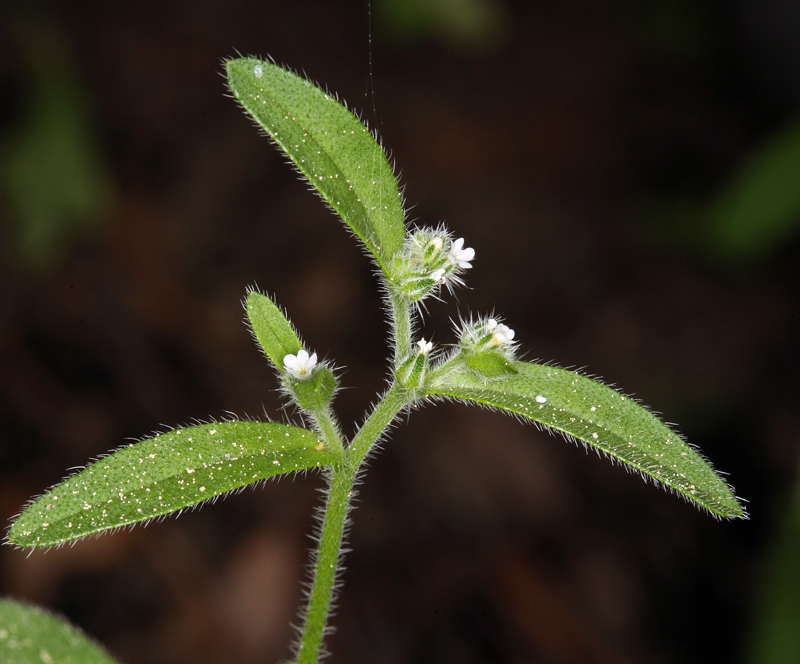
[246,290,304,369]
[9,422,339,548]
[427,361,744,518]
[226,58,405,273]
[0,599,118,664]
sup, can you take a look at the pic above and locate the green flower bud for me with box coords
[397,338,433,392]
[290,366,337,412]
[464,351,518,378]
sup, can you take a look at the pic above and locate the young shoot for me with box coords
[2,57,746,664]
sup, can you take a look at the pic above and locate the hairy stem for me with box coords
[345,382,407,465]
[389,291,413,366]
[295,461,356,664]
[310,407,345,455]
[295,384,407,664]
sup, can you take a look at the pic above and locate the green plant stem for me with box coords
[389,291,413,365]
[295,383,407,664]
[295,461,356,664]
[345,382,407,464]
[310,407,345,455]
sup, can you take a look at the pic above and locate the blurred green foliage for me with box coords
[747,456,800,664]
[707,118,800,261]
[1,14,114,273]
[634,0,709,59]
[640,115,800,264]
[375,0,507,50]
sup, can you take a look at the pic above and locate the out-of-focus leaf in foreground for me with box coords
[0,599,118,664]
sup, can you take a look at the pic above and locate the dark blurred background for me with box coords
[1,1,799,662]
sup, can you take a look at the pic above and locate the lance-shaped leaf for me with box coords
[226,57,406,273]
[246,289,303,369]
[8,421,340,548]
[427,361,745,519]
[0,598,118,664]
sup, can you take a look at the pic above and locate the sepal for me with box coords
[289,366,337,412]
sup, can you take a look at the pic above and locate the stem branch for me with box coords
[295,383,407,664]
[310,407,345,455]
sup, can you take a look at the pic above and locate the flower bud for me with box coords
[397,338,432,392]
[290,366,337,412]
[464,352,518,378]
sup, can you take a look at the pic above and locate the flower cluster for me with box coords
[458,316,518,359]
[389,227,475,303]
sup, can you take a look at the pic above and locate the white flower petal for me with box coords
[448,238,475,269]
[284,349,317,379]
[491,324,515,345]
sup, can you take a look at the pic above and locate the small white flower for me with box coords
[417,338,433,353]
[430,268,446,284]
[283,350,317,380]
[486,318,498,332]
[448,238,475,269]
[491,324,515,345]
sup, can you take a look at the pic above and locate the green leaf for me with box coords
[0,598,118,664]
[246,289,304,369]
[8,421,340,548]
[427,361,745,518]
[226,57,406,273]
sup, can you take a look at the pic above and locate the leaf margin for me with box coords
[225,56,407,274]
[7,419,341,549]
[425,358,747,520]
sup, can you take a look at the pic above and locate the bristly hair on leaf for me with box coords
[6,419,339,550]
[225,57,407,276]
[424,359,746,520]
